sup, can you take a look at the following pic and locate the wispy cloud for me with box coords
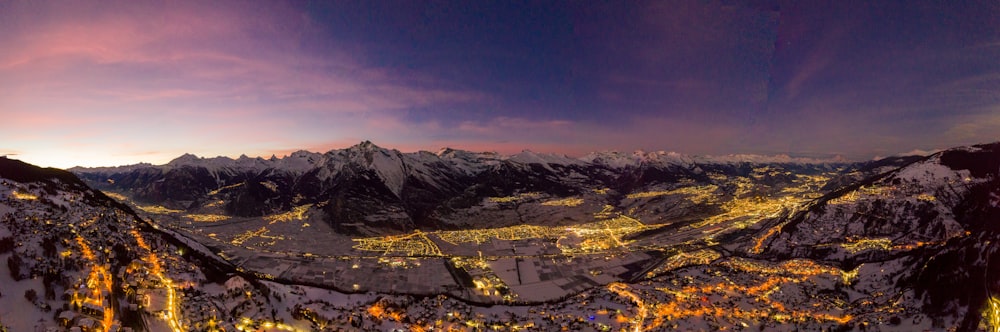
[0,1,485,167]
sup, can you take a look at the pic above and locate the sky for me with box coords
[2,0,999,168]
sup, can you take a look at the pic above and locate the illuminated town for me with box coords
[3,141,1000,331]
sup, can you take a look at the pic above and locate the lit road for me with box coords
[131,230,184,332]
[608,282,649,332]
[74,234,115,332]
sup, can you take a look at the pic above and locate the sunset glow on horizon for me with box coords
[2,1,999,168]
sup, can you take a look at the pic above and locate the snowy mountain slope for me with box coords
[756,143,999,262]
[743,142,1000,330]
[2,159,395,332]
[0,157,237,331]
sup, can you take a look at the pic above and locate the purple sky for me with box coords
[2,1,999,168]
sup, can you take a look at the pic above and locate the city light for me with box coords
[265,204,313,223]
[74,235,115,332]
[11,190,38,200]
[131,229,184,332]
[984,296,1000,332]
[186,213,230,222]
[137,205,184,214]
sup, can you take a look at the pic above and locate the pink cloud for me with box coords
[0,1,481,116]
[456,117,574,135]
[0,0,492,169]
[1,2,242,68]
[782,44,836,101]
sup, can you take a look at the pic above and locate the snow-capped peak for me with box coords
[289,150,317,158]
[168,153,202,165]
[579,150,693,169]
[506,150,580,167]
[350,140,381,152]
[436,147,456,156]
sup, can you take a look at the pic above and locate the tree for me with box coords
[24,289,37,303]
[7,254,22,281]
[0,236,13,253]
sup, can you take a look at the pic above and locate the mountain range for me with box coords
[69,141,918,236]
